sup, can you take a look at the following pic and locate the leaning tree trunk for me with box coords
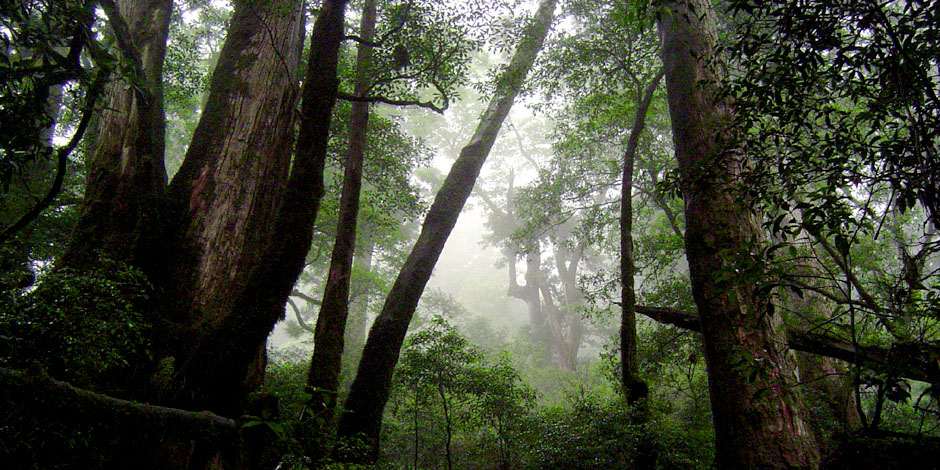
[658,1,820,468]
[60,0,172,274]
[337,0,558,459]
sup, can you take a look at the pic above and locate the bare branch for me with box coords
[0,66,110,245]
[286,297,316,334]
[336,91,446,113]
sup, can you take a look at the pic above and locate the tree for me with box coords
[306,0,379,433]
[2,0,354,466]
[657,0,820,467]
[306,0,481,436]
[725,0,940,446]
[337,0,558,458]
[387,316,535,470]
[480,174,589,372]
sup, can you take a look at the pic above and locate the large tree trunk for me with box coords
[166,0,351,417]
[337,0,558,458]
[60,0,172,274]
[159,0,306,414]
[658,1,820,468]
[50,0,352,466]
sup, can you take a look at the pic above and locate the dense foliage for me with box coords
[2,0,940,468]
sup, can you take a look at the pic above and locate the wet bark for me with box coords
[161,0,357,421]
[60,0,172,273]
[658,1,820,467]
[161,0,306,414]
[48,0,352,466]
[337,0,558,458]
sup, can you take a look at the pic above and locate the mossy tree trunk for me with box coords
[60,0,172,274]
[658,1,821,467]
[54,0,353,466]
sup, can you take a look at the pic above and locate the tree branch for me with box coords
[0,66,109,245]
[286,297,316,334]
[336,91,446,113]
[634,305,940,385]
[0,366,237,442]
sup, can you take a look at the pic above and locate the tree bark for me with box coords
[658,1,820,467]
[337,0,558,458]
[60,0,172,273]
[48,0,353,466]
[160,0,306,415]
[620,69,662,404]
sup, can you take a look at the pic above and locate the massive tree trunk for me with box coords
[60,0,172,273]
[162,0,355,418]
[658,1,820,468]
[45,0,352,466]
[158,0,306,414]
[58,0,352,416]
[337,0,558,458]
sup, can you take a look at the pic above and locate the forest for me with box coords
[1,0,938,468]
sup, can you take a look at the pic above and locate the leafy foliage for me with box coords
[728,0,940,231]
[0,259,154,469]
[0,259,153,392]
[0,1,89,191]
[385,316,535,470]
[520,396,713,470]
